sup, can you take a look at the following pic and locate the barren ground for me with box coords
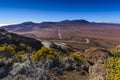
[10,25,120,51]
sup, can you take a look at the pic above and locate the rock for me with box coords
[10,63,27,75]
[115,45,120,51]
[0,29,43,50]
[0,64,12,79]
[84,48,113,64]
[41,41,52,48]
[89,61,106,80]
[0,59,5,68]
[41,41,73,53]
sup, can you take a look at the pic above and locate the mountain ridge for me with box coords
[1,19,120,29]
[1,19,120,43]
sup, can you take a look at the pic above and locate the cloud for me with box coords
[0,23,14,27]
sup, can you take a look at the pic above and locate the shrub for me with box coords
[18,43,32,52]
[17,51,26,55]
[14,51,26,62]
[15,55,23,62]
[33,46,56,61]
[69,53,84,63]
[110,48,120,57]
[105,47,120,80]
[0,45,16,56]
[105,57,120,80]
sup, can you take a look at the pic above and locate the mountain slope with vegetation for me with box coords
[0,29,120,80]
[0,29,42,50]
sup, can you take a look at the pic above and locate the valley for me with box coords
[0,20,120,80]
[2,20,120,51]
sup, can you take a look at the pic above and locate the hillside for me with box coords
[0,29,119,80]
[0,20,120,80]
[0,29,42,50]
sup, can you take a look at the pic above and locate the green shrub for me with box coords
[17,51,26,55]
[105,47,120,80]
[110,48,120,57]
[18,43,32,52]
[0,45,16,56]
[15,55,23,62]
[69,53,84,63]
[33,46,56,61]
[105,57,120,80]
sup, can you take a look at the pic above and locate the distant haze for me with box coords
[0,24,10,26]
[0,23,18,27]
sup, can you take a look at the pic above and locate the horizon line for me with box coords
[0,19,120,27]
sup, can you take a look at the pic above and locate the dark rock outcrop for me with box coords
[0,29,42,50]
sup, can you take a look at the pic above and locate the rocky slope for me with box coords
[0,29,119,80]
[0,29,42,50]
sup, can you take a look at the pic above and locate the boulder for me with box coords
[84,48,113,64]
[89,61,106,80]
[41,41,73,53]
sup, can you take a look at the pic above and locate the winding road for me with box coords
[58,26,62,39]
[57,26,90,43]
[85,38,90,43]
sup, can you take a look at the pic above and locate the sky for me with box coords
[0,0,120,26]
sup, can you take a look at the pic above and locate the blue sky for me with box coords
[0,0,120,25]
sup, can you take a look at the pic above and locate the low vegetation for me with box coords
[1,43,119,80]
[0,29,120,80]
[0,45,16,56]
[69,52,85,63]
[105,47,120,80]
[33,46,56,61]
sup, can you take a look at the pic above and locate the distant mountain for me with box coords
[1,22,38,28]
[1,19,120,32]
[0,22,39,32]
[60,19,90,24]
[0,20,90,31]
